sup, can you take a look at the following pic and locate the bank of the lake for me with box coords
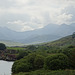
[0,60,14,75]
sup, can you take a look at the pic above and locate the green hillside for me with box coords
[45,34,75,47]
[0,40,24,47]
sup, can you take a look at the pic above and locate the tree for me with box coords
[12,58,30,73]
[0,43,6,50]
[27,45,36,50]
[62,48,75,69]
[17,51,28,60]
[12,53,45,73]
[34,55,44,69]
[44,53,70,70]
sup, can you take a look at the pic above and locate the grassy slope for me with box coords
[45,35,75,47]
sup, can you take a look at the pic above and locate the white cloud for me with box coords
[56,13,73,25]
[22,26,34,32]
[7,20,44,32]
[7,20,27,26]
[0,0,75,31]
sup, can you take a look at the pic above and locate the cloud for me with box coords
[22,26,34,32]
[55,13,73,25]
[0,0,75,31]
[7,20,33,32]
[7,20,27,26]
[7,20,43,32]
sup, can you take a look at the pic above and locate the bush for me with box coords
[0,43,6,50]
[12,59,30,73]
[27,53,36,70]
[15,63,29,72]
[62,48,75,69]
[27,53,44,70]
[44,53,70,70]
[12,53,45,73]
[17,51,28,60]
[34,55,44,69]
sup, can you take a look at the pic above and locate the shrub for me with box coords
[34,55,44,69]
[27,53,36,70]
[44,53,70,70]
[12,53,45,73]
[12,58,30,73]
[0,43,6,50]
[17,51,28,60]
[62,48,75,69]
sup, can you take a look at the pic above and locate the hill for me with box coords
[45,34,75,47]
[0,23,75,44]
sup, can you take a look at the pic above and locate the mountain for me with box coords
[19,23,75,44]
[0,23,75,44]
[54,24,75,36]
[45,34,75,47]
[20,34,60,44]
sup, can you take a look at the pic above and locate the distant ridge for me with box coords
[0,23,75,44]
[45,34,75,47]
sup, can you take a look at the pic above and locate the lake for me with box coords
[0,60,14,75]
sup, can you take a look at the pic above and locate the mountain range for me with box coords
[0,23,75,45]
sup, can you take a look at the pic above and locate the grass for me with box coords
[7,47,25,50]
[12,70,75,75]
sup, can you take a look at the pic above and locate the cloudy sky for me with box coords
[0,0,75,32]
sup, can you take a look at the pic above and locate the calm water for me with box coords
[0,60,14,75]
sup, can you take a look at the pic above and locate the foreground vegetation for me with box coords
[13,70,75,75]
[12,45,75,74]
[11,33,75,75]
[0,33,75,75]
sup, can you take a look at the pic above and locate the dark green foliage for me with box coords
[0,43,6,50]
[27,45,36,50]
[34,55,44,69]
[12,54,44,73]
[12,58,30,73]
[27,53,36,70]
[12,70,75,75]
[44,54,70,70]
[62,47,75,69]
[27,54,44,70]
[15,63,29,72]
[68,45,74,48]
[17,51,28,60]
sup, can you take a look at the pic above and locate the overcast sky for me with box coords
[0,0,75,32]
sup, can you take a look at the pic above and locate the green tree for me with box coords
[17,51,28,60]
[44,53,70,70]
[27,53,36,70]
[0,43,6,50]
[62,48,75,69]
[12,58,30,73]
[27,45,36,50]
[34,55,44,69]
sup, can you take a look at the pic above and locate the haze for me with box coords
[0,0,75,32]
